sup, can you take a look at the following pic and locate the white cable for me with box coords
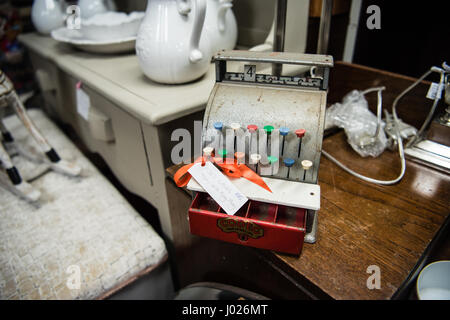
[322,148,406,185]
[361,86,385,138]
[322,86,406,185]
[322,67,447,186]
[405,70,444,147]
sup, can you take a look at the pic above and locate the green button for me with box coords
[218,149,228,157]
[264,125,274,134]
[267,156,278,164]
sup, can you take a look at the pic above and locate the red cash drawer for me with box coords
[188,192,307,255]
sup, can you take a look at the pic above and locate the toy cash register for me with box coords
[186,50,334,255]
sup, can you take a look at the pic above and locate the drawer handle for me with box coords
[88,106,115,143]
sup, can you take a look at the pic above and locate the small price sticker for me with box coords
[76,81,90,120]
[188,162,248,215]
[426,82,444,100]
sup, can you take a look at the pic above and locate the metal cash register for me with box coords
[187,51,334,255]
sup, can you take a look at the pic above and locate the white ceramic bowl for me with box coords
[416,260,450,300]
[81,11,144,42]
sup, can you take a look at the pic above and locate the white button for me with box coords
[230,123,240,131]
[250,153,261,164]
[301,160,313,170]
[203,147,214,156]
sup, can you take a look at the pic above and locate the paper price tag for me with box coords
[188,162,248,215]
[76,82,90,120]
[426,82,443,100]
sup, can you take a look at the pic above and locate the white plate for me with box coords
[51,28,136,54]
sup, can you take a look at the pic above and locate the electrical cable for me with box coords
[322,86,406,185]
[323,66,447,186]
[405,69,444,148]
[362,86,385,139]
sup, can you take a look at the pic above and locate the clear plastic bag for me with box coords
[325,89,388,157]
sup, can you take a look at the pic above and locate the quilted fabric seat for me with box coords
[0,109,167,299]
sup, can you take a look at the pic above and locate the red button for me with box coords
[247,124,258,132]
[295,129,306,138]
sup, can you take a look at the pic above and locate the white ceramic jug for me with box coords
[205,0,237,52]
[136,0,211,84]
[31,0,66,35]
[78,0,116,19]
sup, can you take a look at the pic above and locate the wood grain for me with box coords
[266,62,449,299]
[166,62,450,299]
[268,131,449,299]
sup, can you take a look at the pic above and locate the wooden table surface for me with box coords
[269,131,448,299]
[166,62,450,300]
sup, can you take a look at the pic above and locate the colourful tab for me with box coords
[235,152,245,160]
[295,129,306,138]
[218,149,228,157]
[279,127,290,136]
[214,122,223,130]
[268,156,278,164]
[283,158,295,167]
[264,125,274,134]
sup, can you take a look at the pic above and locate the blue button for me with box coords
[279,127,290,136]
[214,122,223,130]
[283,158,295,167]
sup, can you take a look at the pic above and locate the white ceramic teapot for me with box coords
[205,0,237,52]
[31,0,66,35]
[78,0,116,19]
[136,0,211,84]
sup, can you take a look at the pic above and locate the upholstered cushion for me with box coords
[0,109,167,299]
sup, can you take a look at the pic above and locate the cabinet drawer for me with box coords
[65,77,153,201]
[28,53,63,119]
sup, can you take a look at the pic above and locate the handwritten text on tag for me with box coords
[188,162,248,215]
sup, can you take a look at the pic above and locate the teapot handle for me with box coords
[217,0,232,32]
[189,0,207,63]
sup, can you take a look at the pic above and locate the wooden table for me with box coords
[165,62,450,300]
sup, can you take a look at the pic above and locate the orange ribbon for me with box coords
[174,157,272,193]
